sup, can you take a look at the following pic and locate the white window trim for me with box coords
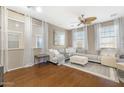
[8,16,25,49]
[8,30,24,34]
[72,30,87,49]
[54,31,65,46]
[99,24,119,49]
[8,17,25,23]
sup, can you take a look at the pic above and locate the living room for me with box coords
[0,6,124,87]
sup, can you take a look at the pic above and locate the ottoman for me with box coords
[70,55,88,65]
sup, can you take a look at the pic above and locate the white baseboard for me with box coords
[24,63,34,68]
[7,63,34,72]
[7,66,24,72]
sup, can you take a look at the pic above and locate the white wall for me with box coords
[8,48,41,71]
[8,49,24,70]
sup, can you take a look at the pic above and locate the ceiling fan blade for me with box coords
[85,17,97,22]
[77,15,97,25]
[85,21,92,24]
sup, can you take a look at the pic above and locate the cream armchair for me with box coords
[100,48,117,68]
[101,55,117,68]
[48,49,65,65]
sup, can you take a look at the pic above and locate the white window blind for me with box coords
[8,32,20,48]
[8,10,24,49]
[54,31,65,46]
[99,22,118,48]
[73,30,86,48]
[8,19,24,32]
[32,18,43,48]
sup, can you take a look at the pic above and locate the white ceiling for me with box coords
[7,6,124,30]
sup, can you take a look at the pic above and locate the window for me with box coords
[73,30,86,48]
[36,36,43,48]
[8,32,20,48]
[8,10,24,49]
[99,23,118,48]
[32,18,43,48]
[54,31,65,46]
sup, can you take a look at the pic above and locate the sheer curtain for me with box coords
[72,26,88,49]
[117,17,124,53]
[23,14,34,67]
[94,23,102,50]
[84,26,88,50]
[95,18,122,51]
[0,7,8,72]
[114,18,120,49]
[72,29,77,48]
[0,7,2,65]
[42,21,48,54]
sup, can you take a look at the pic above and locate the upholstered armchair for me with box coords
[48,49,65,65]
[100,48,117,68]
[53,47,76,61]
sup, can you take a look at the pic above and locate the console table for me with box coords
[34,54,50,65]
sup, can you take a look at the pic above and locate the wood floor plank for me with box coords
[4,63,124,87]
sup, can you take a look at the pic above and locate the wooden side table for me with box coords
[34,54,50,65]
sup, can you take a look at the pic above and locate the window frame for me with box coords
[73,30,86,49]
[32,18,43,48]
[35,35,43,48]
[99,24,118,49]
[8,13,25,49]
[53,31,65,46]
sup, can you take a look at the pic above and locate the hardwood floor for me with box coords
[4,63,124,87]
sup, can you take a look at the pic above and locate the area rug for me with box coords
[63,61,119,83]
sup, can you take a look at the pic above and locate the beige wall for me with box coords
[66,30,72,47]
[48,23,69,49]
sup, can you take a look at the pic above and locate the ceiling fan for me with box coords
[77,15,97,26]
